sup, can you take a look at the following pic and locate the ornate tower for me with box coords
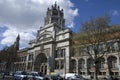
[28,2,71,74]
[14,34,20,51]
[44,2,65,29]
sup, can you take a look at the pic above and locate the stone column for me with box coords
[116,55,120,75]
[32,52,35,71]
[118,57,120,75]
[47,56,51,75]
[65,47,70,73]
[76,58,79,74]
[104,56,109,75]
[84,57,87,75]
[25,54,29,71]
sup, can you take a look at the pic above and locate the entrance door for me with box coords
[34,53,47,74]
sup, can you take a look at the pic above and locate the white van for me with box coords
[65,73,85,80]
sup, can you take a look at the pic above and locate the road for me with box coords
[0,75,14,80]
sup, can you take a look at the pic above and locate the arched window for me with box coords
[60,49,65,57]
[55,60,59,69]
[118,41,120,51]
[98,57,105,69]
[107,56,117,68]
[71,59,76,72]
[61,60,64,69]
[108,42,115,53]
[79,59,85,69]
[87,58,94,69]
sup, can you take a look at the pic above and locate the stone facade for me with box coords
[24,3,71,75]
[13,48,28,72]
[0,3,120,79]
[72,39,120,78]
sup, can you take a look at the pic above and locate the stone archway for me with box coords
[87,58,94,75]
[34,53,47,74]
[97,57,105,69]
[87,58,94,69]
[107,56,117,68]
[71,59,76,73]
[78,58,85,75]
[107,56,117,75]
[78,58,85,69]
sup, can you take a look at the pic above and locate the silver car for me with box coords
[14,71,27,80]
[27,71,46,80]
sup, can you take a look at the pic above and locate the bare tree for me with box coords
[0,35,20,72]
[0,47,9,62]
[73,16,118,80]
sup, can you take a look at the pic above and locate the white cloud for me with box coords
[68,22,74,28]
[0,0,78,48]
[85,0,89,2]
[1,28,35,47]
[111,10,119,16]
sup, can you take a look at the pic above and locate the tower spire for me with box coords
[44,2,65,29]
[54,1,57,7]
[15,34,20,50]
[16,34,20,41]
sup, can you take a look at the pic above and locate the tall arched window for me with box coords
[79,59,85,69]
[107,56,117,68]
[98,57,105,69]
[87,58,94,69]
[71,59,76,72]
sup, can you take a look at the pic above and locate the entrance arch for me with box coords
[34,53,47,74]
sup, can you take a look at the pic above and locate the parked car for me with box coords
[9,71,15,76]
[14,71,27,80]
[0,72,5,79]
[50,75,63,80]
[65,73,85,80]
[27,71,48,80]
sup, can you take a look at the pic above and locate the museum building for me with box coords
[0,3,120,78]
[14,3,72,75]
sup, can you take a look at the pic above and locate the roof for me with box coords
[18,47,28,53]
[72,26,120,46]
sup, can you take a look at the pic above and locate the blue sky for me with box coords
[71,0,120,32]
[0,0,120,50]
